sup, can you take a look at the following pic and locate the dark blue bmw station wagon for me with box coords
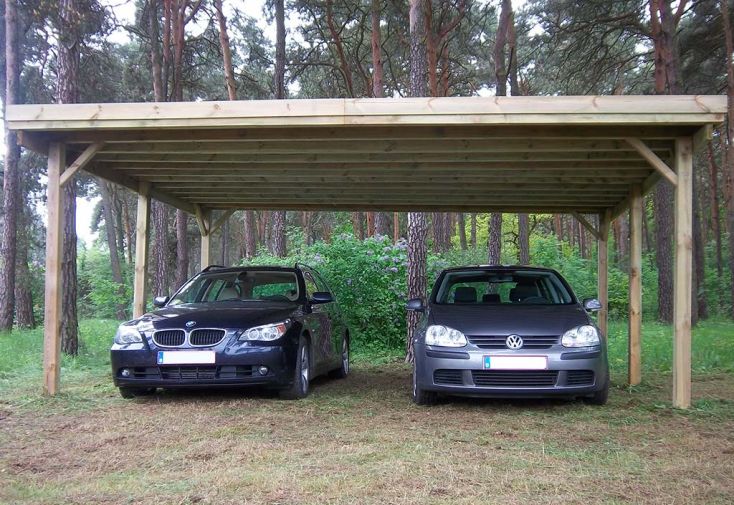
[111,265,349,400]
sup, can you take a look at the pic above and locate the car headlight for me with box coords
[561,325,600,347]
[114,325,143,344]
[239,320,291,341]
[425,325,467,347]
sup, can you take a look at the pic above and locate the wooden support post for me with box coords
[628,185,643,386]
[133,181,151,318]
[43,143,65,396]
[673,137,693,409]
[200,209,212,270]
[393,212,399,243]
[597,210,611,340]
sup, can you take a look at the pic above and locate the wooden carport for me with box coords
[6,95,726,408]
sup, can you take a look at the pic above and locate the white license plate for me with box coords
[483,355,548,370]
[157,351,215,365]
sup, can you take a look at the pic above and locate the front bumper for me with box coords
[111,342,296,389]
[415,343,608,398]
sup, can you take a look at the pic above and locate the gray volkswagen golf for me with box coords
[408,265,609,405]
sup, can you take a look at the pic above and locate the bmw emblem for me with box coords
[185,321,197,329]
[506,335,523,349]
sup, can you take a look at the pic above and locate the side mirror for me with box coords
[310,291,334,304]
[153,296,169,308]
[406,298,425,312]
[583,298,602,312]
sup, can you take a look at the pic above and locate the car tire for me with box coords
[279,336,310,400]
[584,374,610,406]
[412,363,437,406]
[330,336,350,379]
[118,387,155,399]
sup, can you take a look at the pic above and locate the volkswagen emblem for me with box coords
[506,335,523,349]
[185,321,197,329]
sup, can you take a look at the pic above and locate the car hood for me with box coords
[428,304,591,336]
[137,301,300,330]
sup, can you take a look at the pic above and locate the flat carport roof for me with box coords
[7,95,727,408]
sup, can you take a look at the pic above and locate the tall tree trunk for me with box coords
[221,216,229,265]
[649,0,683,322]
[553,214,563,241]
[720,0,734,319]
[518,213,530,265]
[0,0,21,330]
[470,213,477,247]
[99,180,127,319]
[693,173,707,321]
[488,213,502,264]
[269,0,287,255]
[175,209,189,285]
[432,212,446,253]
[14,194,35,329]
[270,211,287,257]
[375,212,390,237]
[371,0,384,98]
[153,202,170,296]
[457,213,467,250]
[243,210,257,258]
[494,0,512,96]
[57,0,80,355]
[406,0,428,362]
[352,212,365,240]
[707,141,723,277]
[214,0,237,100]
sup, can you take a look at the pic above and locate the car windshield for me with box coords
[168,270,300,305]
[433,270,574,305]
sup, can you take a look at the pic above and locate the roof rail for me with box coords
[201,264,228,272]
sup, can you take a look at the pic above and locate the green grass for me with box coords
[1,318,733,409]
[1,319,733,504]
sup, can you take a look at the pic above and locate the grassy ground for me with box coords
[1,320,733,504]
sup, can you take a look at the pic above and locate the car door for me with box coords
[302,269,331,372]
[311,269,343,368]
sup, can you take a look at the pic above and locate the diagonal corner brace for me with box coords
[625,137,677,186]
[572,212,603,241]
[59,142,105,187]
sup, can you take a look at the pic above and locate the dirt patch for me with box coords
[1,364,733,504]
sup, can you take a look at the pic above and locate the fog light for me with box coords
[121,368,131,378]
[258,366,269,376]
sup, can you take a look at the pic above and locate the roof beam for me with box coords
[625,138,677,186]
[85,163,196,215]
[59,142,104,187]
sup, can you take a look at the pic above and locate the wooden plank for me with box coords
[210,210,235,235]
[84,163,197,215]
[193,204,209,236]
[572,212,602,241]
[196,202,604,213]
[133,181,151,318]
[673,137,693,409]
[597,209,611,341]
[6,96,726,131]
[628,184,643,386]
[56,124,702,144]
[94,151,664,164]
[692,124,713,151]
[43,143,65,396]
[97,139,673,154]
[199,208,212,270]
[625,138,678,186]
[59,142,104,186]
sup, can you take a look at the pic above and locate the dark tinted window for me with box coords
[169,270,300,305]
[434,270,574,305]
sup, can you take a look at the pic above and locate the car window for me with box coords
[434,270,574,305]
[169,270,300,305]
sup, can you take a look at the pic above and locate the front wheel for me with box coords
[412,362,437,406]
[279,336,310,400]
[583,373,609,406]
